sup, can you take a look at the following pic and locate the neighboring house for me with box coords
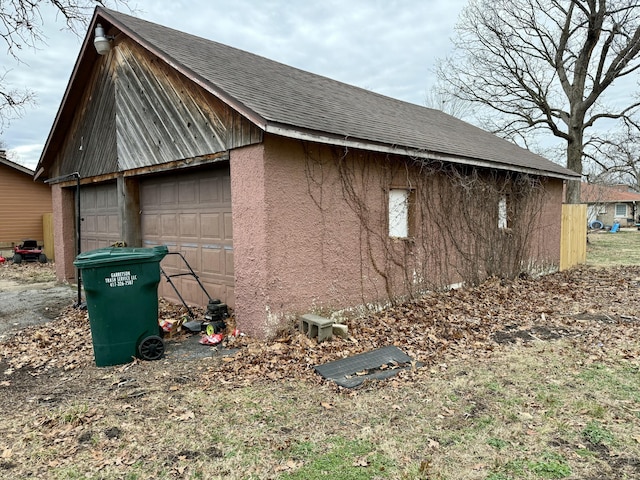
[581,183,640,228]
[0,151,53,257]
[35,8,580,339]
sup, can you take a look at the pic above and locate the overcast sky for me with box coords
[0,0,468,170]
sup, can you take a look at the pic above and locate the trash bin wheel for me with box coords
[138,335,165,361]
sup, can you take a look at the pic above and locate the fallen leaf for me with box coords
[321,402,333,409]
[178,411,195,421]
[353,457,369,467]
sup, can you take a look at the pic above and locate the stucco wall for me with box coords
[231,135,566,339]
[52,185,77,283]
[533,178,563,264]
[230,143,270,338]
[231,138,386,338]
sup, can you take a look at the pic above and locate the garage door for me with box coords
[80,182,121,252]
[140,165,234,308]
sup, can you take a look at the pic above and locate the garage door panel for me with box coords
[180,213,198,237]
[80,183,120,252]
[142,214,159,236]
[223,212,233,239]
[179,180,197,204]
[85,239,99,251]
[225,249,234,275]
[201,248,223,275]
[201,213,221,239]
[179,245,199,266]
[84,216,96,232]
[159,183,177,205]
[141,166,234,309]
[161,214,178,236]
[223,177,232,203]
[199,176,220,203]
[108,215,120,234]
[141,183,158,206]
[97,215,110,233]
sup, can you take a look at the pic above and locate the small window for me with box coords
[498,195,508,229]
[615,203,627,217]
[389,188,414,238]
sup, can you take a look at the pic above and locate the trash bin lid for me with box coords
[74,245,168,268]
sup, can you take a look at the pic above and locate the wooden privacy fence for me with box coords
[560,204,587,271]
[43,213,55,261]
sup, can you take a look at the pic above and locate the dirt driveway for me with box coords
[0,263,76,341]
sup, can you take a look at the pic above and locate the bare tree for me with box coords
[0,0,126,131]
[424,85,473,119]
[586,123,640,190]
[436,0,640,204]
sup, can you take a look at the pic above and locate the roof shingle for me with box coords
[39,7,581,181]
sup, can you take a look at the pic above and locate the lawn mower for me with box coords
[13,240,47,264]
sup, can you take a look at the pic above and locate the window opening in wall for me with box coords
[389,188,414,238]
[615,203,627,217]
[498,194,508,230]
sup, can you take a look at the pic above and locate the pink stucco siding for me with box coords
[230,135,565,339]
[52,184,77,283]
[533,178,563,263]
[230,144,271,338]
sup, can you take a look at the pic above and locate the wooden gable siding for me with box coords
[56,56,118,179]
[52,40,262,180]
[0,163,52,244]
[114,41,262,170]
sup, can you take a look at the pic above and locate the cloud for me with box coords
[1,0,468,168]
[7,143,44,170]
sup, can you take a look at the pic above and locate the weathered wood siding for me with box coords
[114,41,262,169]
[56,57,118,179]
[0,162,53,245]
[52,39,262,180]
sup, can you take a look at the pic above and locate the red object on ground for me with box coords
[199,333,225,345]
[0,256,5,264]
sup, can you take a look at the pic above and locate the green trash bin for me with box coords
[74,245,168,367]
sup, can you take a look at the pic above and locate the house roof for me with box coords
[0,152,35,177]
[36,7,580,181]
[581,182,640,203]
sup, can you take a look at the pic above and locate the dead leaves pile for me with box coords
[1,265,640,389]
[0,261,56,283]
[204,265,640,387]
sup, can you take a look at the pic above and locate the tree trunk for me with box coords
[565,127,584,204]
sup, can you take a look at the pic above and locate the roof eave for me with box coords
[34,9,103,181]
[265,124,581,182]
[1,157,35,176]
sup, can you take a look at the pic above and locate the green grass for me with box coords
[587,228,640,266]
[280,437,393,479]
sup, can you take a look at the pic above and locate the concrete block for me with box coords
[332,324,348,339]
[299,313,333,342]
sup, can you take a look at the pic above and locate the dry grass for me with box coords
[2,340,638,479]
[0,234,639,479]
[587,228,640,267]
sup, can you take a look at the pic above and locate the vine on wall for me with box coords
[303,143,549,306]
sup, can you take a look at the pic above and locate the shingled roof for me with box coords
[37,7,579,181]
[581,183,640,203]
